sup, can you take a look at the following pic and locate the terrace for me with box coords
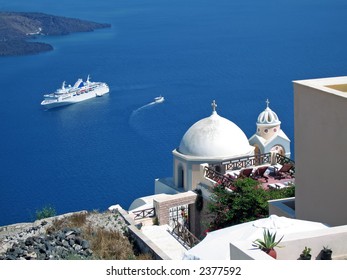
[204,152,295,191]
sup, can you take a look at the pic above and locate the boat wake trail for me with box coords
[131,101,156,115]
[129,97,165,137]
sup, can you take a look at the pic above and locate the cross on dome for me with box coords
[257,98,281,126]
[266,98,270,108]
[211,100,217,113]
[178,99,253,158]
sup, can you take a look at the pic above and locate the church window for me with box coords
[254,145,260,155]
[177,165,184,189]
[270,145,285,156]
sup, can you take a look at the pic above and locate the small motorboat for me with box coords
[154,95,165,103]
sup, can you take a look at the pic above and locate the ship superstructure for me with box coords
[41,75,109,109]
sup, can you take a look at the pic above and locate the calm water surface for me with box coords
[1,0,346,226]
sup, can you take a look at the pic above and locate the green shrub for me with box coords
[207,178,295,231]
[35,205,57,220]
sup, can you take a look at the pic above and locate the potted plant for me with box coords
[252,229,284,259]
[299,246,312,260]
[320,246,332,260]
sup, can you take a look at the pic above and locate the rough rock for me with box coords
[0,210,128,260]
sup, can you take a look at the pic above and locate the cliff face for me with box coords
[0,12,111,56]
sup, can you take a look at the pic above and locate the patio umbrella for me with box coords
[182,215,328,260]
[252,215,294,230]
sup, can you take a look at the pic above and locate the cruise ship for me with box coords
[41,75,109,109]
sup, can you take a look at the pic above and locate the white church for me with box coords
[154,99,290,194]
[129,99,291,237]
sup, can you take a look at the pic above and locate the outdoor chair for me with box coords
[237,168,253,179]
[252,166,269,182]
[274,163,294,179]
[227,173,236,180]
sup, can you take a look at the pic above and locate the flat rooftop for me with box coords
[294,76,347,98]
[325,83,347,92]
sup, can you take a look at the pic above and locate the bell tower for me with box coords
[249,99,291,158]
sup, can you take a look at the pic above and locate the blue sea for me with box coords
[1,0,346,226]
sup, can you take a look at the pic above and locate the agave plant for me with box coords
[320,246,332,260]
[252,229,284,252]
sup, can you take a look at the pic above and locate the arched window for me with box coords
[254,145,261,155]
[270,145,285,156]
[254,145,261,165]
[177,165,184,189]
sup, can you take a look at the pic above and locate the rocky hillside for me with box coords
[0,12,111,56]
[0,210,152,260]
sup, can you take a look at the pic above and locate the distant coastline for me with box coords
[0,12,111,56]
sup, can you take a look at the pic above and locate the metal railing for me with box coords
[205,167,235,189]
[275,153,295,172]
[132,207,156,220]
[205,153,295,186]
[221,153,272,171]
[171,219,200,248]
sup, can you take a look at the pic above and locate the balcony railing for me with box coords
[275,153,295,172]
[205,153,295,186]
[132,207,156,220]
[205,167,235,189]
[171,219,200,248]
[221,152,272,171]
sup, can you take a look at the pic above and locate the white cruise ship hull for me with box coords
[41,78,109,109]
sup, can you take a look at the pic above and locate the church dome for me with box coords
[257,99,281,126]
[178,101,254,158]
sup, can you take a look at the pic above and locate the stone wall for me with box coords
[116,207,171,260]
[153,191,197,226]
